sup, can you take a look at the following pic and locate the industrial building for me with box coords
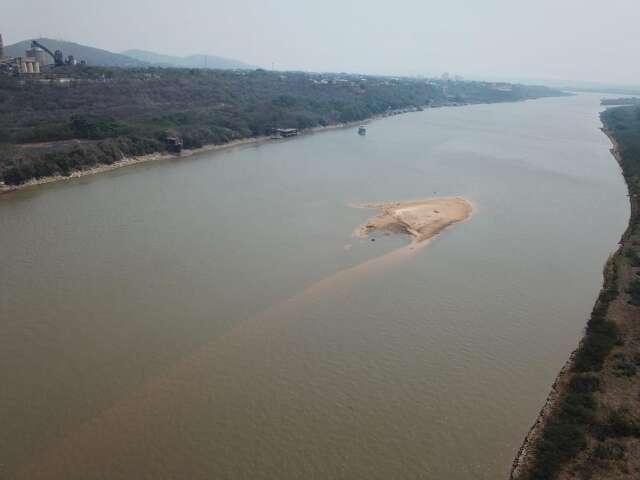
[0,36,85,75]
[0,34,43,75]
[0,55,41,75]
[0,33,17,75]
[26,46,48,66]
[16,56,40,74]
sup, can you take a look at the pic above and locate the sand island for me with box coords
[354,197,473,244]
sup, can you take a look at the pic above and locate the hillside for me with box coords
[122,49,257,70]
[4,38,145,67]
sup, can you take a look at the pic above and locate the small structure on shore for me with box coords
[273,128,298,138]
[165,136,183,153]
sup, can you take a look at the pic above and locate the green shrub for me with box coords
[623,248,640,267]
[626,279,640,305]
[70,114,130,140]
[527,420,587,480]
[611,353,637,377]
[569,374,600,394]
[596,408,640,439]
[592,441,625,461]
[574,318,619,372]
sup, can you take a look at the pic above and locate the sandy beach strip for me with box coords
[354,197,473,244]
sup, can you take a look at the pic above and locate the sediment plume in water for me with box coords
[17,197,472,479]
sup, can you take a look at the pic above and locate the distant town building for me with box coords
[490,83,513,92]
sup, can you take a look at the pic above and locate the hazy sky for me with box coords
[4,0,640,84]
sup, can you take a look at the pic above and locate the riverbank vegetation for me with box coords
[0,67,564,186]
[601,97,640,106]
[512,104,640,480]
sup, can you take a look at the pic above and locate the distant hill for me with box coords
[122,49,257,70]
[4,38,145,67]
[4,39,257,70]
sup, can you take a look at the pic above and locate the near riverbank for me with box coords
[510,109,640,480]
[0,120,367,195]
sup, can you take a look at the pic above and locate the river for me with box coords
[0,93,628,479]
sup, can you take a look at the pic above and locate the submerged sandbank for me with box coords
[354,197,473,244]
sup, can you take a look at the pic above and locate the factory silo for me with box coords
[0,34,4,59]
[27,47,48,66]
